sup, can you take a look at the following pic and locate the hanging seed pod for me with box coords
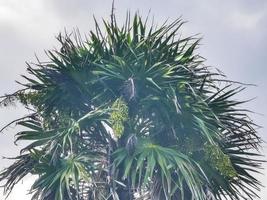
[126,134,138,155]
[110,98,129,138]
[204,143,237,179]
[121,77,136,102]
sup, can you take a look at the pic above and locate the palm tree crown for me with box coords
[0,12,264,200]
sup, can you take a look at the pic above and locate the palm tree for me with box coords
[0,12,264,200]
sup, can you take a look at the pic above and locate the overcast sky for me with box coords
[0,0,266,199]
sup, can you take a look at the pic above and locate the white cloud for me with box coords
[0,176,34,200]
[227,10,266,30]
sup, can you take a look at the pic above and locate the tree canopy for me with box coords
[0,12,264,200]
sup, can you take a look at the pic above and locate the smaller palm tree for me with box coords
[0,12,264,200]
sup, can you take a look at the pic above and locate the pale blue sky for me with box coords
[0,0,266,199]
